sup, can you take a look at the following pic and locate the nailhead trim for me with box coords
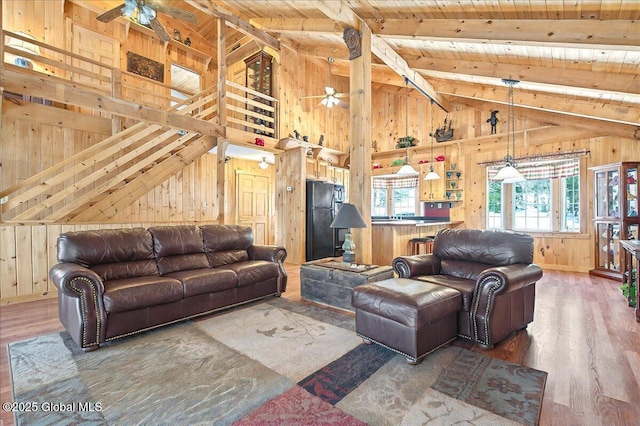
[471,275,501,347]
[68,277,101,349]
[356,332,456,364]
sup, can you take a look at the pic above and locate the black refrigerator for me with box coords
[306,180,346,261]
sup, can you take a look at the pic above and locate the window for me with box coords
[372,177,419,216]
[487,158,581,233]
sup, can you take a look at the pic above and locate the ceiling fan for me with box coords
[96,0,197,43]
[301,58,349,109]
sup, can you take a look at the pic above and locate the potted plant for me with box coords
[620,268,637,307]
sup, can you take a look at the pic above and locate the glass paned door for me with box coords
[596,222,620,271]
[626,166,638,219]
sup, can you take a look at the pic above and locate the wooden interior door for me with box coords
[67,21,119,117]
[68,21,119,90]
[236,172,271,245]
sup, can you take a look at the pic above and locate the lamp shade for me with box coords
[397,163,419,175]
[258,157,269,169]
[423,165,440,180]
[493,164,524,181]
[330,203,367,229]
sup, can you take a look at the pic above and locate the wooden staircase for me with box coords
[0,86,220,223]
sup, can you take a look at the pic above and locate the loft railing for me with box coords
[1,30,278,137]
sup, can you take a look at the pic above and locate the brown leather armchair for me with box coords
[392,228,543,349]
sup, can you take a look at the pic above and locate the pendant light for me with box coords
[424,99,441,181]
[397,78,419,175]
[493,79,525,182]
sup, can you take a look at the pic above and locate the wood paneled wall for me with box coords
[0,221,219,305]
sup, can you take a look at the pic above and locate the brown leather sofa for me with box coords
[50,224,287,352]
[392,228,543,349]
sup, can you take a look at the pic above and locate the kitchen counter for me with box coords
[371,219,463,227]
[371,220,463,266]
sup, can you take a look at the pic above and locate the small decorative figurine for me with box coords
[173,29,181,42]
[254,137,264,146]
[293,130,300,139]
[319,135,324,146]
[303,135,309,142]
[486,110,499,134]
[184,37,191,46]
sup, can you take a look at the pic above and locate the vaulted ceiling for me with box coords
[87,1,640,138]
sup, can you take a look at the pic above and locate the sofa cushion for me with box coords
[103,276,183,314]
[415,274,475,311]
[218,260,279,287]
[201,225,253,267]
[439,259,490,282]
[434,228,534,266]
[165,268,238,297]
[148,225,209,275]
[57,228,158,281]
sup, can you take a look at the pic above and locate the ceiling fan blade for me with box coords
[96,4,126,22]
[152,4,198,23]
[301,95,329,99]
[148,18,171,42]
[339,101,350,109]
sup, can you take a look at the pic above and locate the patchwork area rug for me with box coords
[8,298,547,425]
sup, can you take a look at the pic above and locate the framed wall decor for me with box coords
[126,51,164,82]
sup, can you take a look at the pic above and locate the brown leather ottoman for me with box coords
[351,278,462,364]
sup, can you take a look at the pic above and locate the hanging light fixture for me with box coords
[493,79,525,182]
[397,78,419,175]
[424,99,441,181]
[258,157,269,169]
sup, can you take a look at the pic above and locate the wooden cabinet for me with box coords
[590,162,639,280]
[306,158,330,180]
[419,162,447,201]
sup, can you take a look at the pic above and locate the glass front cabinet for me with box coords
[590,162,639,281]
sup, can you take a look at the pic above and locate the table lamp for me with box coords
[330,203,367,264]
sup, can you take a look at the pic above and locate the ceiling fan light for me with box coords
[122,2,136,16]
[321,97,330,107]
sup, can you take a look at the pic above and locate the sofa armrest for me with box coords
[472,263,543,348]
[392,254,441,278]
[248,245,288,294]
[49,263,106,351]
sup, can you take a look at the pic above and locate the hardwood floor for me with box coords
[1,266,639,426]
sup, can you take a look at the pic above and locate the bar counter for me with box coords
[371,220,463,266]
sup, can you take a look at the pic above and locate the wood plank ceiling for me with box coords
[92,1,640,135]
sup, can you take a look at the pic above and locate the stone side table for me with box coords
[300,258,394,312]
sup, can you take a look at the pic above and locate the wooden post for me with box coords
[110,68,123,135]
[216,18,228,224]
[349,26,373,264]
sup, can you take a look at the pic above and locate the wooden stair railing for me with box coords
[1,86,219,223]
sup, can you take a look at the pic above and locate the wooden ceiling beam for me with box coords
[368,19,640,50]
[185,0,280,50]
[313,1,449,111]
[406,56,639,98]
[452,97,639,141]
[435,79,640,126]
[251,18,639,50]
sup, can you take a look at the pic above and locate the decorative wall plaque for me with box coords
[126,51,164,82]
[343,27,362,60]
